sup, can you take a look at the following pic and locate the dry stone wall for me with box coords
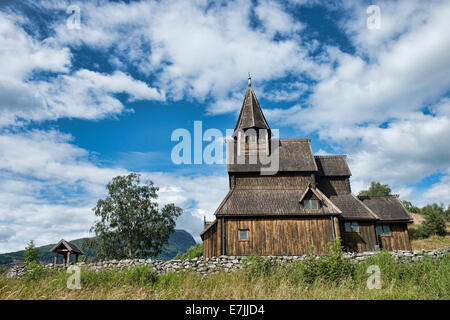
[6,246,450,279]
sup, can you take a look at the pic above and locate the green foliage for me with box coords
[415,204,447,238]
[243,254,280,277]
[243,240,353,283]
[23,264,48,281]
[358,181,391,197]
[22,240,47,282]
[80,265,158,287]
[300,239,354,283]
[90,173,183,259]
[174,244,203,260]
[23,240,39,267]
[401,200,421,213]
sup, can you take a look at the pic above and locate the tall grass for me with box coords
[1,252,449,300]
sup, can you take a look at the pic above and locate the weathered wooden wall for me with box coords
[340,221,378,252]
[379,224,411,251]
[203,220,220,258]
[222,217,335,256]
[231,172,312,189]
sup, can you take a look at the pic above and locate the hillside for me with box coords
[0,229,196,266]
[408,212,450,250]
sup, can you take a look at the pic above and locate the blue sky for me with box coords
[0,0,449,252]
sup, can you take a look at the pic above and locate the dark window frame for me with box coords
[344,221,360,233]
[303,199,320,211]
[377,224,391,236]
[238,229,249,241]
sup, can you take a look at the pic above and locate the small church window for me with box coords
[344,221,359,232]
[239,230,249,241]
[304,200,310,210]
[303,199,319,211]
[377,224,391,236]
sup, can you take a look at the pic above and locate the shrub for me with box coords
[243,254,280,277]
[300,239,354,283]
[416,204,447,238]
[175,244,203,260]
[23,240,39,267]
[121,265,158,286]
[401,200,421,213]
[23,264,50,281]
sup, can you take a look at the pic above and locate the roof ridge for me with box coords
[351,193,380,220]
[279,138,311,142]
[358,194,400,198]
[314,155,347,158]
[214,187,235,215]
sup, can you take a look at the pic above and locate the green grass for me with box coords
[411,235,450,250]
[1,252,449,300]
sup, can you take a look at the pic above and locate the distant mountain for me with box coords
[0,229,196,266]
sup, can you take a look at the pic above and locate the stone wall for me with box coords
[6,246,450,279]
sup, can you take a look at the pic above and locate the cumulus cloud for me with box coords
[0,8,164,128]
[266,1,450,203]
[0,129,227,252]
[41,0,325,110]
[0,226,16,242]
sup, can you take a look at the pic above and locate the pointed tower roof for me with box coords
[234,75,270,133]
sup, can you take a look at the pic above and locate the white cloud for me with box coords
[0,9,165,127]
[0,129,227,252]
[42,0,324,110]
[0,11,70,81]
[264,1,450,205]
[36,69,165,121]
[421,174,450,206]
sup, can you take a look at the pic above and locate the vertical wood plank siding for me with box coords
[340,222,378,252]
[202,222,218,258]
[232,173,312,189]
[206,217,335,256]
[379,224,411,251]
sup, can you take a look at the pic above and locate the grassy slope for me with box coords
[408,213,450,250]
[1,253,449,300]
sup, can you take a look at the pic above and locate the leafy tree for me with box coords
[358,181,391,197]
[416,204,447,238]
[401,200,421,213]
[175,244,203,260]
[23,240,39,267]
[90,173,183,259]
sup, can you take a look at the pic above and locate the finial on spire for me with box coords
[248,72,251,87]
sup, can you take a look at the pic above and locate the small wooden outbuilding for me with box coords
[50,239,84,265]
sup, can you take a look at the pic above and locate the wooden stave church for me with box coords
[201,78,413,257]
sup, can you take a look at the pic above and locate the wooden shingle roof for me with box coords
[234,85,270,133]
[315,156,352,177]
[328,194,379,221]
[50,239,84,254]
[358,195,413,222]
[215,187,341,216]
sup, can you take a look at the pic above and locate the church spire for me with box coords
[233,76,270,134]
